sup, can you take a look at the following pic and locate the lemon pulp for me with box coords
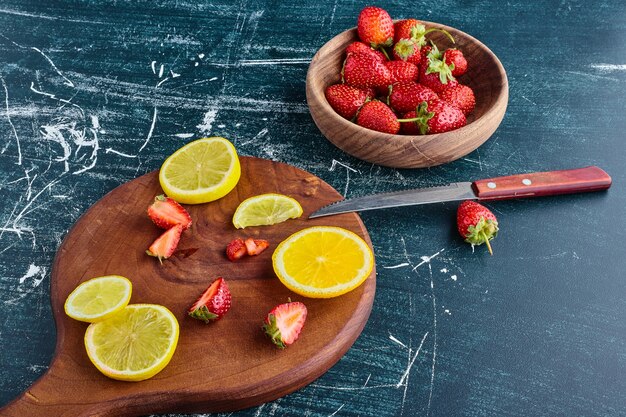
[272,226,374,298]
[64,275,132,323]
[233,193,303,229]
[84,304,179,381]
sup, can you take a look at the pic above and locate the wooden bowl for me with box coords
[306,22,509,168]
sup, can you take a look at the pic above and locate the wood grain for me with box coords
[306,22,509,168]
[0,157,376,417]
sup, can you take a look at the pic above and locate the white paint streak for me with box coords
[1,76,22,165]
[330,159,359,197]
[138,107,157,153]
[151,61,157,74]
[412,249,444,271]
[383,262,409,269]
[589,63,626,72]
[240,127,268,146]
[427,263,438,415]
[174,133,194,139]
[396,331,429,388]
[0,8,106,24]
[239,58,311,66]
[450,275,457,281]
[31,47,74,87]
[197,108,218,134]
[328,404,344,417]
[389,334,408,349]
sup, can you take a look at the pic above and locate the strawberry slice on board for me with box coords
[226,238,247,261]
[188,277,232,323]
[146,224,184,264]
[147,194,192,230]
[244,238,270,256]
[263,301,307,349]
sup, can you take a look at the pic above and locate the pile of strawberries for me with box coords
[325,6,475,135]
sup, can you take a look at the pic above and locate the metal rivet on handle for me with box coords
[522,179,532,186]
[487,182,496,189]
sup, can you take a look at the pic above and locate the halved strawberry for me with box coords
[244,238,269,256]
[263,301,307,349]
[226,238,247,261]
[146,224,183,263]
[147,195,192,230]
[188,277,232,323]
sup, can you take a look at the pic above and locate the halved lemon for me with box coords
[232,193,303,229]
[64,275,132,323]
[84,304,179,382]
[159,137,241,204]
[272,226,374,298]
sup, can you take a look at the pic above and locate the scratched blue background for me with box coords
[1,0,625,416]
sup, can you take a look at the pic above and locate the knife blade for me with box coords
[309,166,612,219]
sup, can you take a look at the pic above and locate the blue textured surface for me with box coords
[1,1,625,416]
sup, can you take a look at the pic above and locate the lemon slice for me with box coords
[84,304,179,382]
[272,226,374,298]
[159,137,241,204]
[64,275,132,323]
[233,193,303,229]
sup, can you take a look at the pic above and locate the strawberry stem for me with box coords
[482,231,494,256]
[423,28,455,44]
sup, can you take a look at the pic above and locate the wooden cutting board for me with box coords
[0,157,376,417]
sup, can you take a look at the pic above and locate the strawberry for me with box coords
[393,19,423,43]
[388,81,438,113]
[343,53,392,89]
[356,100,400,134]
[146,224,183,263]
[325,84,371,120]
[457,200,498,255]
[345,41,386,62]
[244,238,269,256]
[392,38,421,65]
[385,60,418,83]
[419,55,457,93]
[147,195,192,230]
[263,301,307,349]
[188,277,232,323]
[357,6,394,48]
[226,238,247,261]
[439,84,475,115]
[399,99,466,134]
[443,48,467,77]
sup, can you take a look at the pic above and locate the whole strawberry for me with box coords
[345,41,387,62]
[400,99,466,134]
[419,56,457,93]
[188,277,232,323]
[393,19,423,43]
[439,84,475,115]
[388,81,438,113]
[443,48,468,77]
[392,38,421,65]
[343,53,391,89]
[457,200,498,255]
[357,6,394,48]
[325,84,372,120]
[356,100,400,134]
[385,60,418,83]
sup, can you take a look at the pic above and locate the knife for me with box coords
[309,166,612,218]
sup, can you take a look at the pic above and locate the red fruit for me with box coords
[356,100,400,134]
[357,6,394,48]
[345,41,386,62]
[443,48,467,77]
[325,84,371,120]
[385,60,418,83]
[399,99,466,134]
[146,224,183,263]
[147,195,192,230]
[343,53,392,89]
[263,301,307,349]
[244,238,269,256]
[439,84,475,115]
[399,110,422,135]
[188,277,232,323]
[393,19,423,43]
[419,56,457,93]
[392,38,421,65]
[388,81,438,113]
[226,238,247,261]
[457,200,498,255]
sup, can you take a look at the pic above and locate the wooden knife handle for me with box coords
[473,166,612,200]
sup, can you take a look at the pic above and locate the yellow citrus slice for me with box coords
[64,275,132,323]
[272,226,374,298]
[232,193,303,229]
[159,137,241,204]
[84,304,179,382]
